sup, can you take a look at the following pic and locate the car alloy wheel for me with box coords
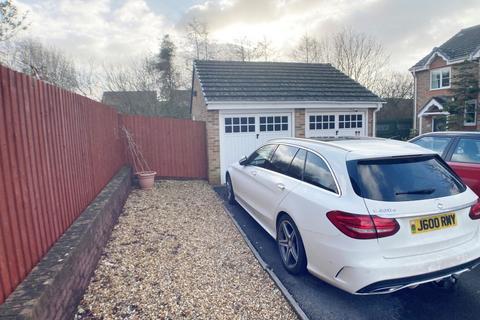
[278,220,299,268]
[277,216,306,274]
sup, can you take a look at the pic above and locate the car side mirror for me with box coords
[239,156,248,166]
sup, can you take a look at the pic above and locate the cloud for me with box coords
[16,0,173,65]
[180,0,480,71]
[12,0,480,75]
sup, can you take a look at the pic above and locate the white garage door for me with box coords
[305,111,367,138]
[220,112,293,183]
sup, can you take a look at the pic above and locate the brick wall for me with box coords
[0,167,131,320]
[206,110,221,185]
[294,109,305,138]
[191,75,208,122]
[415,56,480,133]
[191,73,221,185]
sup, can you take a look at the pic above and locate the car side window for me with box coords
[270,145,299,174]
[286,149,306,180]
[246,144,277,169]
[451,138,480,164]
[304,152,338,194]
[412,136,451,156]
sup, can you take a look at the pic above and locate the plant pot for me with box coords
[137,171,157,190]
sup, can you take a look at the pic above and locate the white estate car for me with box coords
[225,137,480,294]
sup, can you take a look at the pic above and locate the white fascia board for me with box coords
[409,52,469,72]
[420,111,450,116]
[207,101,380,110]
[418,99,446,117]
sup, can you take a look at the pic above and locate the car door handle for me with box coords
[250,170,257,176]
[277,183,285,191]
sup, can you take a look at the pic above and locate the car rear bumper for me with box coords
[356,256,480,294]
[302,228,480,294]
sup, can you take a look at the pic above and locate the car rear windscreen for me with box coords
[347,155,466,202]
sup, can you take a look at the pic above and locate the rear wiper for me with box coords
[395,188,435,195]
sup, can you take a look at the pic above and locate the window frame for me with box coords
[449,137,480,164]
[270,144,300,175]
[224,116,256,134]
[464,100,477,126]
[255,143,341,196]
[430,67,451,90]
[245,144,278,168]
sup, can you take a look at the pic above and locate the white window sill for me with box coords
[430,86,451,91]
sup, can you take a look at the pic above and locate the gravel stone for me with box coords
[75,180,298,320]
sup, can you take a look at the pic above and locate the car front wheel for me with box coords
[226,174,236,204]
[277,215,307,274]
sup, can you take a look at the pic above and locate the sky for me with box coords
[13,0,480,73]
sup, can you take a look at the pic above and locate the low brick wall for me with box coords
[0,166,132,320]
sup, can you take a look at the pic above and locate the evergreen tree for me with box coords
[445,61,480,130]
[154,34,178,100]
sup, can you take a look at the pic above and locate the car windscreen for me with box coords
[347,155,466,202]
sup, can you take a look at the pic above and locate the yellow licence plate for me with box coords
[410,212,457,235]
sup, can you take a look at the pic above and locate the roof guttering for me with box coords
[205,100,385,110]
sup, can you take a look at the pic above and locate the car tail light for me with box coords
[469,201,480,220]
[327,211,399,239]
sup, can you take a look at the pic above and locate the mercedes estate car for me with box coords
[225,137,480,294]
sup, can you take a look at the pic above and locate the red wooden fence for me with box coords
[0,66,124,303]
[121,115,207,179]
[0,66,208,304]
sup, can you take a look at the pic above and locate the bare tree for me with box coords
[326,28,390,90]
[290,34,323,63]
[102,57,158,92]
[0,0,28,42]
[254,36,275,62]
[226,37,259,62]
[185,18,210,60]
[5,38,79,91]
[375,72,413,99]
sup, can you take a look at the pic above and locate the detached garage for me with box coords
[190,60,383,184]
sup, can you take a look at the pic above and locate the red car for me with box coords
[410,132,480,195]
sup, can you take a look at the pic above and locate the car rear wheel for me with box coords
[226,174,236,204]
[277,215,307,274]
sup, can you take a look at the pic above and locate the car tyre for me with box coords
[226,174,236,204]
[277,214,307,274]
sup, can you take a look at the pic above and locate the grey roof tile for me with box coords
[194,60,381,102]
[413,24,480,68]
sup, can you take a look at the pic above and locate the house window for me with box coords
[224,117,255,133]
[430,67,451,90]
[339,114,363,129]
[464,100,477,126]
[309,115,335,130]
[259,116,288,132]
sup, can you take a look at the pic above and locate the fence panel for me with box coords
[0,65,208,304]
[0,66,124,303]
[121,115,208,179]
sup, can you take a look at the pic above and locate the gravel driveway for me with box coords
[75,180,297,320]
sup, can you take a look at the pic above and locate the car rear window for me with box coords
[411,136,451,155]
[347,155,466,202]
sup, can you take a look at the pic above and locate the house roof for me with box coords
[194,60,382,103]
[418,96,453,117]
[412,24,480,70]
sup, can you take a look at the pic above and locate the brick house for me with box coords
[410,24,480,134]
[190,60,383,184]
